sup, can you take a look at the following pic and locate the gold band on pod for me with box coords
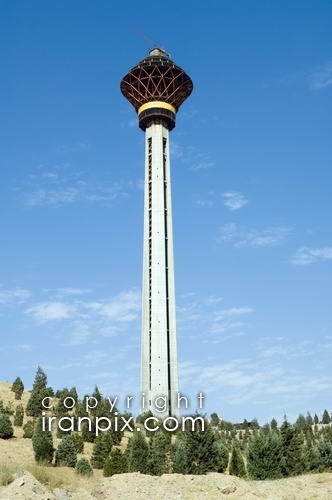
[138,101,176,115]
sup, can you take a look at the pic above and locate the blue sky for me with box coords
[1,0,332,423]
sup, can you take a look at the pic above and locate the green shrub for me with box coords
[148,431,170,475]
[55,436,77,467]
[91,433,112,469]
[26,367,49,417]
[216,441,229,472]
[11,377,24,400]
[14,405,24,426]
[229,446,246,478]
[316,440,332,470]
[71,432,84,453]
[0,413,14,439]
[23,419,35,438]
[32,418,54,464]
[247,431,283,479]
[126,431,149,473]
[0,400,14,415]
[75,458,93,476]
[103,448,127,476]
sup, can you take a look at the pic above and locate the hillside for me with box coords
[1,381,332,499]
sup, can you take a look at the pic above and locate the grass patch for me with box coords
[26,465,64,490]
[0,464,19,486]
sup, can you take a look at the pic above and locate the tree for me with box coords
[91,433,113,469]
[280,420,306,476]
[172,437,189,473]
[23,419,35,438]
[322,410,331,425]
[76,458,93,476]
[316,440,332,470]
[0,413,14,439]
[71,433,84,453]
[314,414,319,425]
[216,441,229,472]
[14,404,24,426]
[104,448,127,476]
[26,367,48,417]
[55,436,77,467]
[32,417,54,463]
[148,430,170,475]
[11,377,24,400]
[210,413,220,427]
[306,412,313,426]
[296,414,306,429]
[229,445,246,477]
[82,419,96,443]
[270,418,278,430]
[247,430,283,479]
[126,431,149,473]
[180,421,219,474]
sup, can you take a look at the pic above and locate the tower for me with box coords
[121,48,193,417]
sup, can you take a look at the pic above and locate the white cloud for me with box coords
[218,223,291,248]
[0,287,32,305]
[214,307,254,321]
[309,60,332,90]
[190,161,215,172]
[222,192,248,211]
[20,164,139,208]
[55,288,91,296]
[290,246,332,265]
[85,289,140,322]
[25,301,76,322]
[195,199,214,207]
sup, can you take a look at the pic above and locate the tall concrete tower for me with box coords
[121,48,193,417]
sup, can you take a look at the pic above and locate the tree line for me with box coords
[0,368,331,479]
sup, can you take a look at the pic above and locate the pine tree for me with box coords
[322,410,331,425]
[32,417,54,463]
[23,419,35,438]
[210,412,220,426]
[314,414,319,425]
[11,377,24,400]
[91,433,113,469]
[148,430,170,475]
[181,421,219,474]
[280,420,306,476]
[229,445,246,477]
[247,430,283,479]
[216,440,229,472]
[172,437,189,473]
[71,432,84,453]
[303,441,321,472]
[103,448,127,476]
[55,436,77,467]
[296,414,306,429]
[315,440,332,470]
[82,419,96,442]
[306,412,314,426]
[270,418,278,430]
[14,404,24,426]
[126,431,149,473]
[26,367,48,417]
[0,413,14,439]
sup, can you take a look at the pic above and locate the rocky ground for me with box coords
[0,471,332,500]
[1,469,332,499]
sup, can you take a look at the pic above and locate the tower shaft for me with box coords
[141,123,179,417]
